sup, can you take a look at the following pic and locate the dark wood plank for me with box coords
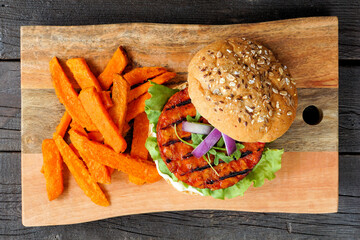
[0,153,359,239]
[0,62,20,152]
[339,62,360,153]
[0,0,359,60]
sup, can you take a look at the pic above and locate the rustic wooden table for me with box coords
[1,1,359,239]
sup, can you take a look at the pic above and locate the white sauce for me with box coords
[148,124,203,196]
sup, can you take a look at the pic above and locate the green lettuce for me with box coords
[145,82,284,199]
[144,81,179,132]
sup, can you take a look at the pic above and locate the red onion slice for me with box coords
[221,133,237,155]
[182,121,213,135]
[192,128,222,158]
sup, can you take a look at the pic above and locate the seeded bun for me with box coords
[188,38,297,142]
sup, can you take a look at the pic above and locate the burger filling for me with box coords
[145,82,283,199]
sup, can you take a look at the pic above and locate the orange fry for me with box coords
[53,111,72,138]
[122,121,131,136]
[54,135,109,206]
[125,92,151,122]
[69,129,161,183]
[79,87,127,153]
[109,74,130,134]
[70,143,110,184]
[49,57,97,131]
[87,131,104,143]
[42,139,63,201]
[107,167,115,175]
[128,72,176,102]
[128,175,146,185]
[98,46,128,90]
[131,112,149,159]
[123,67,167,86]
[99,91,113,109]
[69,143,81,158]
[70,121,88,136]
[65,58,102,91]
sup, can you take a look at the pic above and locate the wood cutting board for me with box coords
[21,16,338,226]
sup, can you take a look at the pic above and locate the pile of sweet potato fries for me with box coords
[41,46,176,206]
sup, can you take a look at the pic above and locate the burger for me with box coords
[145,38,297,199]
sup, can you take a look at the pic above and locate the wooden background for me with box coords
[1,0,359,239]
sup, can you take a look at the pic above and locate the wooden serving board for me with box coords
[21,17,338,226]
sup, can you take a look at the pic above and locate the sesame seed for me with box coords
[219,108,223,111]
[225,86,230,90]
[213,67,218,72]
[258,116,264,122]
[214,108,217,112]
[265,81,271,85]
[276,101,280,108]
[249,79,255,84]
[279,67,283,75]
[229,82,236,87]
[238,118,241,123]
[209,78,215,82]
[244,121,248,127]
[234,70,240,75]
[250,63,255,68]
[280,90,287,96]
[219,101,224,104]
[245,105,253,112]
[226,49,232,53]
[219,78,225,84]
[287,111,292,116]
[227,74,235,81]
[265,127,268,132]
[251,119,254,125]
[272,88,279,94]
[285,78,290,85]
[213,89,220,95]
[216,51,223,58]
[269,109,273,116]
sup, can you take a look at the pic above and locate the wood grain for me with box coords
[20,17,339,226]
[21,17,338,89]
[0,0,358,61]
[22,152,338,226]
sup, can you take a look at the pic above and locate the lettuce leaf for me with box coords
[145,81,179,132]
[145,83,284,199]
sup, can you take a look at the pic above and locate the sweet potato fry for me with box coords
[79,87,127,153]
[69,129,161,183]
[65,58,102,91]
[123,67,167,86]
[125,92,151,122]
[70,143,111,184]
[128,175,146,185]
[122,121,131,136]
[49,57,97,131]
[69,143,81,158]
[98,46,128,90]
[53,111,72,138]
[109,74,130,134]
[53,134,109,206]
[42,139,63,201]
[70,121,88,136]
[128,72,176,102]
[99,91,113,109]
[107,167,115,175]
[131,112,149,159]
[87,131,104,142]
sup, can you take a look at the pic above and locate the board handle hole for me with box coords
[302,105,323,125]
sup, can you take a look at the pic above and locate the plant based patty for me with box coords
[156,88,265,190]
